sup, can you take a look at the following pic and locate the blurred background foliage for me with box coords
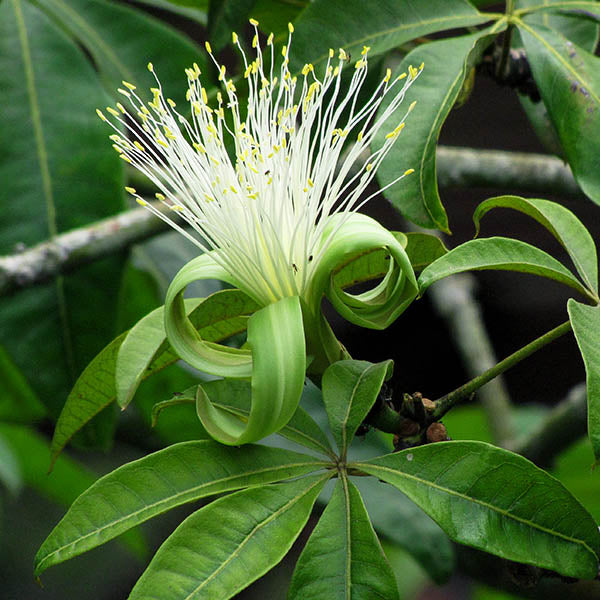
[1,0,599,598]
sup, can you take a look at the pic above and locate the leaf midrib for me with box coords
[354,461,598,556]
[36,459,328,571]
[186,474,330,599]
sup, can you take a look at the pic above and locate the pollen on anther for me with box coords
[249,17,259,26]
[205,41,212,54]
[288,22,294,33]
[404,168,415,176]
[136,198,148,207]
[125,187,137,194]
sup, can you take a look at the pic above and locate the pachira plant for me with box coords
[0,0,598,598]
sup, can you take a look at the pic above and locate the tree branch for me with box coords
[436,146,580,197]
[0,205,170,296]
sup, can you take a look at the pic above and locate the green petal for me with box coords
[196,296,307,444]
[310,213,418,330]
[164,253,253,378]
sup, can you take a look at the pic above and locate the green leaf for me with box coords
[253,0,309,34]
[0,0,125,417]
[35,441,327,576]
[355,442,600,579]
[514,0,599,155]
[129,474,330,600]
[290,0,490,73]
[375,27,504,231]
[116,289,257,409]
[518,22,600,204]
[208,0,256,52]
[322,360,393,456]
[354,475,455,584]
[0,344,47,423]
[133,0,208,24]
[418,237,593,299]
[473,195,598,295]
[34,0,206,106]
[567,299,600,462]
[405,232,449,272]
[0,433,22,495]
[517,1,600,23]
[50,289,256,466]
[289,477,399,600]
[166,379,335,457]
[1,423,147,561]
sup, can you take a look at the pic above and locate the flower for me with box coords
[98,20,421,445]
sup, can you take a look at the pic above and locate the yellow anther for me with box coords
[404,168,415,176]
[119,154,131,163]
[333,66,339,77]
[136,198,148,206]
[308,178,314,187]
[125,187,136,194]
[217,91,223,104]
[117,88,131,98]
[147,62,154,72]
[357,131,363,142]
[116,102,126,114]
[249,17,259,26]
[205,41,212,53]
[339,48,347,61]
[397,72,407,81]
[201,88,208,104]
[354,59,364,69]
[167,98,176,108]
[122,80,136,90]
[232,31,238,44]
[281,45,287,57]
[409,65,418,78]
[267,32,274,45]
[366,163,373,172]
[419,62,424,70]
[134,141,145,152]
[252,33,258,48]
[288,22,294,33]
[170,204,184,211]
[156,139,168,148]
[111,144,121,152]
[329,48,334,58]
[96,108,107,121]
[408,100,417,111]
[155,193,166,201]
[361,45,370,56]
[384,68,391,83]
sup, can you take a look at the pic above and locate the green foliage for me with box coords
[1,0,599,596]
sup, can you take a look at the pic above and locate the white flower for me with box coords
[99,20,422,445]
[98,21,421,308]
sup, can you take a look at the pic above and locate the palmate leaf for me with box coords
[321,360,392,457]
[518,21,600,205]
[418,236,594,300]
[289,0,490,74]
[0,0,124,421]
[375,26,505,231]
[35,441,328,576]
[128,474,330,600]
[473,195,599,295]
[568,299,600,462]
[354,441,600,579]
[288,476,399,600]
[50,289,257,466]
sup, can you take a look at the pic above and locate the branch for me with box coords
[436,146,580,197]
[0,146,581,298]
[0,205,170,296]
[516,383,588,466]
[425,273,516,446]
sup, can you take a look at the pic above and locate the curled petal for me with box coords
[196,296,307,444]
[311,213,418,330]
[164,253,253,378]
[164,255,307,444]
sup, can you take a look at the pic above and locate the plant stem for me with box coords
[433,320,573,420]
